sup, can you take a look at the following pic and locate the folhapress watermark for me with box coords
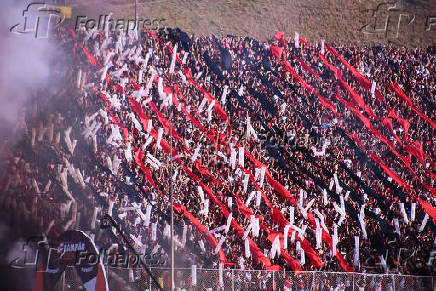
[10,2,166,38]
[75,15,167,35]
[10,2,66,38]
[9,236,167,270]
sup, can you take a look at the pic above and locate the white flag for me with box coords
[157,77,165,100]
[246,191,256,207]
[198,97,208,113]
[227,197,232,210]
[144,52,150,68]
[333,173,343,194]
[238,147,245,167]
[243,174,250,193]
[239,257,245,270]
[400,203,409,224]
[225,214,232,233]
[315,219,322,249]
[169,44,177,74]
[230,148,237,169]
[145,204,152,227]
[289,206,295,225]
[207,99,215,114]
[290,230,296,244]
[251,215,260,237]
[332,224,338,256]
[379,255,388,272]
[137,68,144,84]
[144,72,156,96]
[221,85,228,104]
[411,203,416,222]
[182,52,188,64]
[295,32,300,48]
[419,214,429,232]
[354,236,360,268]
[245,238,251,258]
[259,167,266,187]
[238,85,244,96]
[270,234,281,259]
[202,199,209,216]
[199,240,206,253]
[255,191,262,207]
[393,218,400,235]
[156,128,163,150]
[254,167,261,181]
[191,144,201,163]
[215,236,226,255]
[151,222,157,241]
[283,225,290,249]
[321,39,325,55]
[198,186,205,203]
[146,119,152,133]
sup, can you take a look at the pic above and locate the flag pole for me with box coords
[135,0,137,23]
[170,86,175,291]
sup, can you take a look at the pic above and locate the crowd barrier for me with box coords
[60,266,435,290]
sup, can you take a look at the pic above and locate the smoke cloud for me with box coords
[0,0,64,141]
[0,1,67,289]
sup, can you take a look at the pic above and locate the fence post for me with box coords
[352,273,354,291]
[392,274,395,291]
[105,265,109,287]
[272,271,275,290]
[62,269,66,291]
[283,268,286,290]
[231,269,234,291]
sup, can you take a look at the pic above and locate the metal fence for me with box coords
[62,266,435,290]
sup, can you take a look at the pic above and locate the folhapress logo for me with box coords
[9,2,67,38]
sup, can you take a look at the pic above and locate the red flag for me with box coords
[134,149,157,187]
[174,203,227,263]
[318,95,337,114]
[269,211,324,268]
[81,45,101,68]
[370,153,410,190]
[281,61,312,91]
[291,54,320,79]
[382,118,394,133]
[270,45,283,60]
[389,83,436,129]
[415,198,436,222]
[403,141,426,165]
[69,28,77,39]
[274,31,286,47]
[113,84,125,95]
[266,170,297,205]
[388,109,410,141]
[129,77,141,90]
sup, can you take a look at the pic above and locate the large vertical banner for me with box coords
[33,230,108,291]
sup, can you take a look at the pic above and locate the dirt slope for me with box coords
[68,0,435,47]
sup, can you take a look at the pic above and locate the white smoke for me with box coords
[0,0,63,134]
[0,2,65,288]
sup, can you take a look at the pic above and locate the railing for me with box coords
[61,266,435,290]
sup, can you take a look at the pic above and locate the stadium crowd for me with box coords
[0,21,435,289]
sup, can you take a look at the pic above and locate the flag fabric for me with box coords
[270,45,283,60]
[274,31,286,47]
